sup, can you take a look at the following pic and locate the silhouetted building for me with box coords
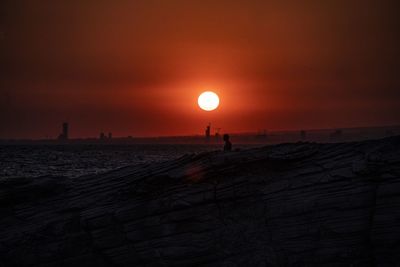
[205,124,211,139]
[63,123,69,139]
[99,131,112,141]
[57,122,69,141]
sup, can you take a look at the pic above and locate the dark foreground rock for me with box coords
[1,137,400,266]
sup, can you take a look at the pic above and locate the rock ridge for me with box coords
[0,137,400,266]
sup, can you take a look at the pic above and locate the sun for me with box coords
[198,91,220,111]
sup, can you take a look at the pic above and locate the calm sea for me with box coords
[0,144,257,178]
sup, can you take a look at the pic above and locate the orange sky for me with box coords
[1,0,400,138]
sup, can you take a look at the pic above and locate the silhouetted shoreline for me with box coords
[1,136,399,265]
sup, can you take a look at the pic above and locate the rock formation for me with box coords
[1,136,400,266]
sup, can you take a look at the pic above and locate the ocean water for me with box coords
[0,144,257,178]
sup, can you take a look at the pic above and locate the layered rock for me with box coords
[1,137,400,266]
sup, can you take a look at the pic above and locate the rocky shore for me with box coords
[1,136,399,266]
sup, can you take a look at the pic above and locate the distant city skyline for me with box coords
[1,122,399,141]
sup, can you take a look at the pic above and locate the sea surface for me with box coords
[0,144,257,178]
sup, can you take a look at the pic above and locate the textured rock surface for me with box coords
[1,137,400,266]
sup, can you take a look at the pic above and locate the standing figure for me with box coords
[223,134,232,151]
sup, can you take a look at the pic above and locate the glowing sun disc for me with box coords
[198,91,220,111]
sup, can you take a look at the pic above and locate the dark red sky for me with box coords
[1,0,400,138]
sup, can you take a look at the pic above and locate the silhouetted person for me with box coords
[223,134,232,151]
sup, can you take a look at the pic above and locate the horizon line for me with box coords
[1,123,399,141]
